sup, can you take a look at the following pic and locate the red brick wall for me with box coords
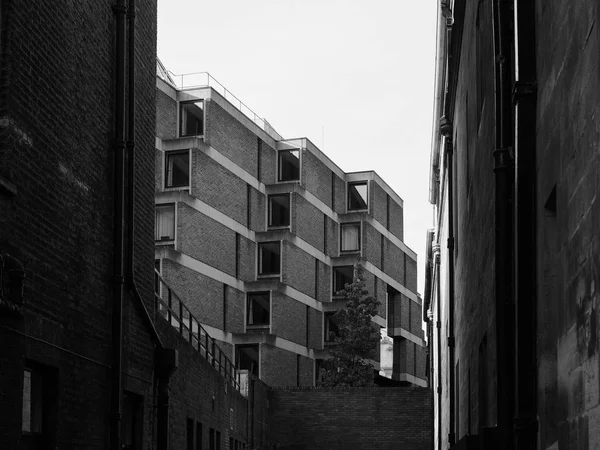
[269,387,432,450]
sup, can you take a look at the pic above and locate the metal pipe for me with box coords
[513,0,538,448]
[492,0,515,448]
[110,1,127,449]
[444,134,457,447]
[126,0,136,278]
[435,244,442,450]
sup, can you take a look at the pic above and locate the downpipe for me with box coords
[513,0,538,447]
[492,0,515,448]
[110,0,127,449]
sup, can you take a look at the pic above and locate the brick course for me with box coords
[269,387,432,450]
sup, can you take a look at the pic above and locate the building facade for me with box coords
[425,0,600,449]
[154,70,427,387]
[0,2,271,450]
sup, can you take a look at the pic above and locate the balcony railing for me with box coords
[165,70,282,140]
[154,270,243,393]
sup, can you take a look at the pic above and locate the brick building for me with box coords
[154,69,427,387]
[425,0,600,449]
[0,2,269,449]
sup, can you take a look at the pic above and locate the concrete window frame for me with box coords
[163,149,191,191]
[332,265,354,297]
[267,193,291,229]
[179,99,204,138]
[245,291,271,330]
[155,203,177,248]
[235,343,260,377]
[277,149,301,183]
[257,241,281,277]
[347,181,369,212]
[340,222,361,253]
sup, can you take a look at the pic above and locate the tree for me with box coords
[319,262,381,387]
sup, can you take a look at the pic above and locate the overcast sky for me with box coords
[157,0,438,295]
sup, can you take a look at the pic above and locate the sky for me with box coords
[157,0,438,295]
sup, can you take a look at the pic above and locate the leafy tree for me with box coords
[319,262,381,387]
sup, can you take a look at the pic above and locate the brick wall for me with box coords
[156,87,177,140]
[388,198,404,240]
[205,100,259,176]
[294,194,325,251]
[271,291,307,346]
[258,139,276,184]
[0,0,158,448]
[372,181,388,228]
[191,150,248,224]
[282,242,316,297]
[269,387,432,450]
[260,344,298,387]
[177,203,237,276]
[301,149,333,209]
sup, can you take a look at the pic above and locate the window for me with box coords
[340,223,360,252]
[278,149,300,182]
[333,266,353,294]
[122,392,143,450]
[165,151,189,189]
[196,423,203,450]
[155,204,175,242]
[21,364,57,447]
[247,292,270,328]
[324,312,340,343]
[180,100,204,137]
[236,344,259,376]
[348,181,368,211]
[268,194,290,227]
[258,242,280,276]
[187,418,194,450]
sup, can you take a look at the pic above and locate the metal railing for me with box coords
[165,70,282,140]
[154,270,241,392]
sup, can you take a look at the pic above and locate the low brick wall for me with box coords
[269,386,432,450]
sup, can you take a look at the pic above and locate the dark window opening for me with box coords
[247,292,270,327]
[21,364,58,449]
[196,422,203,450]
[165,151,190,188]
[324,312,340,343]
[268,194,290,227]
[348,181,368,210]
[333,266,353,294]
[180,100,204,137]
[258,242,280,276]
[122,392,143,450]
[340,223,360,252]
[154,259,161,294]
[278,150,300,182]
[186,418,194,450]
[155,204,175,241]
[236,344,259,377]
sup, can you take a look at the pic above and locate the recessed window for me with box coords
[324,312,340,343]
[247,292,270,328]
[155,204,175,242]
[21,364,57,442]
[340,223,360,252]
[236,344,259,376]
[278,150,300,182]
[180,100,204,137]
[154,259,161,294]
[348,181,368,211]
[333,266,354,294]
[258,242,280,276]
[165,151,189,189]
[268,194,290,227]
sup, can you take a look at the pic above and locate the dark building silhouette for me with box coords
[425,0,600,449]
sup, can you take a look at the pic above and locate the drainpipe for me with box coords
[126,0,136,278]
[110,1,127,449]
[492,0,515,448]
[440,122,456,448]
[513,0,538,448]
[434,242,442,450]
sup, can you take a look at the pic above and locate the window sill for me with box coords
[267,225,290,230]
[155,241,175,248]
[164,185,190,191]
[340,249,360,254]
[257,273,280,279]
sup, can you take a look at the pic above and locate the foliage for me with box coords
[319,262,381,387]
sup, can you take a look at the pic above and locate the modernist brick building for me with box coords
[425,0,600,449]
[154,69,427,387]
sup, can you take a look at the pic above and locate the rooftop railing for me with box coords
[165,70,282,140]
[154,270,243,393]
